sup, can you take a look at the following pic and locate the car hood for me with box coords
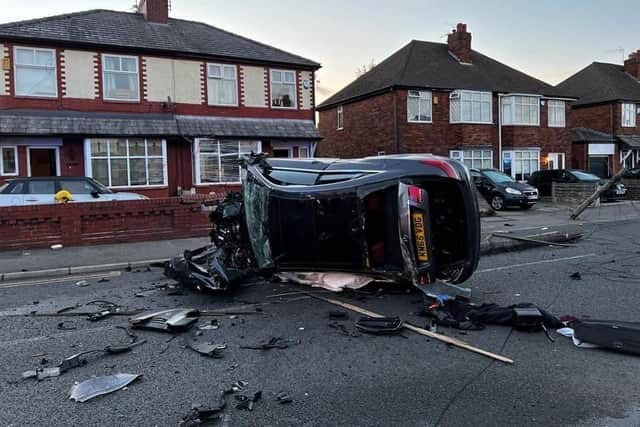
[495,182,537,192]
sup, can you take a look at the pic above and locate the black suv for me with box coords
[470,168,539,210]
[528,169,626,201]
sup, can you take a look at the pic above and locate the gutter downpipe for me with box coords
[498,93,504,172]
[393,89,400,154]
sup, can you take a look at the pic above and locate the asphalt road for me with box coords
[0,220,639,427]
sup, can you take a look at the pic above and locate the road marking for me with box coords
[476,253,597,273]
[0,271,121,289]
[0,324,123,348]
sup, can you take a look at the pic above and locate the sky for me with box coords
[2,0,639,102]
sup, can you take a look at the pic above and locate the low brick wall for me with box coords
[552,182,599,206]
[622,179,640,200]
[0,198,212,250]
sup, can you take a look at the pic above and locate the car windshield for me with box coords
[483,170,515,183]
[89,179,113,194]
[571,171,600,180]
[243,174,274,269]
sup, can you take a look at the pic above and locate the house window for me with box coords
[622,103,636,127]
[450,150,493,169]
[298,147,309,158]
[548,100,566,127]
[207,63,238,106]
[14,47,57,97]
[407,90,432,122]
[450,90,492,124]
[503,150,540,181]
[1,146,18,175]
[502,96,540,125]
[86,138,166,187]
[270,70,297,108]
[195,140,260,184]
[547,152,565,170]
[337,105,344,130]
[102,54,139,101]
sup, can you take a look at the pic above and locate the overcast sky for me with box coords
[2,0,638,102]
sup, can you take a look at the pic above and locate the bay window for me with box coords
[85,138,166,187]
[501,96,540,125]
[194,140,260,184]
[450,149,493,169]
[503,150,540,181]
[14,47,57,97]
[1,146,18,175]
[207,63,238,106]
[408,90,432,122]
[102,54,139,101]
[622,103,636,127]
[270,70,297,108]
[450,90,492,124]
[547,100,566,127]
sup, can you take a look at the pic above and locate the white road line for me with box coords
[0,324,122,348]
[476,253,597,274]
[0,271,121,289]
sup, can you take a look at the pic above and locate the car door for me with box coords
[25,179,57,205]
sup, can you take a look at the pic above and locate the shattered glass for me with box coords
[243,176,273,269]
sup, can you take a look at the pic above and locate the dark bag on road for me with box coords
[572,319,640,355]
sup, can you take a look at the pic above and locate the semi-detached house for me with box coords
[317,23,575,182]
[0,0,320,197]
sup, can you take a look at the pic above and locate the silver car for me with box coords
[0,177,148,206]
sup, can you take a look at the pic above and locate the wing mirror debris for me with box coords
[129,308,199,332]
[69,373,141,402]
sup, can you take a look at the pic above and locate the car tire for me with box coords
[490,194,505,211]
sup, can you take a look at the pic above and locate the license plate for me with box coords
[527,195,538,200]
[412,212,429,262]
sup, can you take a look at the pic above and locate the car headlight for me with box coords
[505,187,522,195]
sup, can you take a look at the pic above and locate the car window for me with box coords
[264,170,319,185]
[9,181,26,194]
[571,171,600,181]
[59,180,97,195]
[317,173,364,184]
[483,170,515,184]
[28,180,55,194]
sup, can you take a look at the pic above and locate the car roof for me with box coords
[8,176,90,180]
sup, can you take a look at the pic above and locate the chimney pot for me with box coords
[448,22,472,63]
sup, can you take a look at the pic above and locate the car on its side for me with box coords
[470,168,539,211]
[528,169,627,201]
[0,176,148,207]
[165,153,481,294]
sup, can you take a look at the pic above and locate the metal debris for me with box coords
[240,337,300,350]
[355,316,405,335]
[276,392,293,404]
[185,334,226,358]
[235,391,262,411]
[69,373,141,402]
[178,398,226,427]
[129,308,199,332]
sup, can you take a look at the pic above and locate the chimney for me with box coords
[139,0,169,24]
[624,50,640,79]
[447,23,472,63]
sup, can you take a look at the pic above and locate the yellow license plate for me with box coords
[412,212,429,262]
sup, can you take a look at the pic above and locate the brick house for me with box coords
[556,53,640,177]
[317,24,574,182]
[0,0,320,197]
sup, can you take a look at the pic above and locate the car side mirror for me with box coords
[91,191,100,199]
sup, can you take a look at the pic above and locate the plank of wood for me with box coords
[311,294,514,365]
[491,233,577,247]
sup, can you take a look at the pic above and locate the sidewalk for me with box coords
[1,200,639,279]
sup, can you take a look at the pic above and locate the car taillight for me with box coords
[407,185,423,203]
[420,159,460,179]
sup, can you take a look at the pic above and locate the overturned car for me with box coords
[164,153,480,293]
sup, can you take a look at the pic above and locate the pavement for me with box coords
[0,219,638,426]
[1,200,640,279]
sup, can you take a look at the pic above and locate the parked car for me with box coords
[0,177,148,206]
[469,168,539,211]
[164,153,481,293]
[528,169,627,201]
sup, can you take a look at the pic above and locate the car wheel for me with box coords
[490,194,505,211]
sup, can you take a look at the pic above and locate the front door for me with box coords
[29,148,58,177]
[589,156,609,178]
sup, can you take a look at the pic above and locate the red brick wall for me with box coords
[0,197,211,250]
[570,104,614,134]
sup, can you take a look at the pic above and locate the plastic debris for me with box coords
[240,337,300,350]
[186,335,226,358]
[235,391,262,411]
[129,308,198,332]
[69,373,141,402]
[51,244,63,250]
[223,381,248,394]
[276,392,293,404]
[75,280,90,287]
[178,397,226,427]
[355,316,405,335]
[570,272,582,280]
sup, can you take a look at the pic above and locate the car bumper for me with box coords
[504,194,538,206]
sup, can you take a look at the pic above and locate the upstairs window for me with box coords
[450,90,492,124]
[407,90,432,122]
[547,100,566,127]
[337,105,344,130]
[208,63,238,106]
[502,95,540,125]
[622,103,637,127]
[270,70,297,108]
[102,54,139,101]
[14,47,57,97]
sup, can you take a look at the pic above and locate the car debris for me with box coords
[329,310,349,320]
[276,392,293,404]
[185,334,226,358]
[328,321,361,337]
[161,153,481,295]
[355,316,404,335]
[240,337,300,350]
[560,319,640,355]
[570,272,582,280]
[198,319,219,330]
[178,397,226,427]
[69,373,141,402]
[57,321,76,330]
[75,280,90,287]
[235,391,262,411]
[223,381,248,394]
[129,308,199,332]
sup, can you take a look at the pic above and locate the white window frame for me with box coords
[13,46,57,98]
[450,90,492,124]
[193,139,262,185]
[207,63,238,106]
[547,152,565,170]
[450,149,493,169]
[270,69,297,109]
[84,139,167,188]
[622,103,636,128]
[298,146,309,158]
[501,95,540,126]
[503,149,540,181]
[337,105,344,130]
[407,90,432,123]
[547,100,566,128]
[0,146,19,176]
[26,146,61,177]
[102,54,140,102]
